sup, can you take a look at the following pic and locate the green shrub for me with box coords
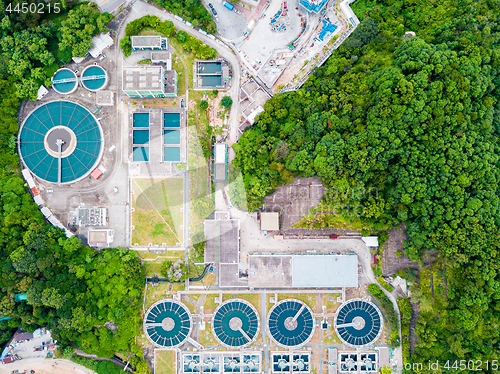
[368,284,400,347]
[377,276,393,292]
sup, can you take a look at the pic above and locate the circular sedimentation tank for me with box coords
[334,299,383,347]
[267,299,315,348]
[144,299,192,348]
[18,101,103,184]
[81,65,108,91]
[52,68,78,94]
[212,299,260,347]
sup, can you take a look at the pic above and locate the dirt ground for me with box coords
[382,223,419,275]
[0,358,95,374]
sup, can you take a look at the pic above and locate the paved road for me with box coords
[260,293,269,373]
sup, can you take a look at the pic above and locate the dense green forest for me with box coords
[0,0,111,100]
[0,1,148,372]
[147,0,216,34]
[234,0,500,370]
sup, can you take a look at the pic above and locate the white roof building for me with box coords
[37,85,48,101]
[260,212,279,231]
[362,236,379,247]
[89,33,114,58]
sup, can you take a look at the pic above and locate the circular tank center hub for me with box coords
[352,316,365,330]
[162,317,175,331]
[284,316,298,331]
[44,126,77,158]
[229,317,243,331]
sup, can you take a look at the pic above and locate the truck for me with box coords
[223,1,234,11]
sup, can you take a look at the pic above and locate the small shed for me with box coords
[260,212,279,231]
[362,236,379,247]
[37,85,48,101]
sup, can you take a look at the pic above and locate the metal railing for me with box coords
[53,75,106,84]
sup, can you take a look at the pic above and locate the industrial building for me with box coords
[248,254,358,288]
[131,35,169,51]
[213,143,228,182]
[122,66,177,98]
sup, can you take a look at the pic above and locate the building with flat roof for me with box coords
[131,36,168,51]
[204,214,247,287]
[261,212,279,231]
[248,254,358,288]
[88,229,114,246]
[151,52,172,69]
[96,90,114,106]
[123,66,176,98]
[213,143,227,182]
[300,0,328,13]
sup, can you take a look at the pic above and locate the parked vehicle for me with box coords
[234,8,242,15]
[223,1,234,11]
[211,7,217,15]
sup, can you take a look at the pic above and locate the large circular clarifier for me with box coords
[18,101,103,184]
[81,65,108,91]
[144,299,192,348]
[212,299,260,347]
[334,299,382,347]
[267,299,315,347]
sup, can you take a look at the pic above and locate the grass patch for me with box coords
[202,294,219,313]
[277,293,318,311]
[190,272,217,288]
[144,261,164,277]
[222,293,260,310]
[144,282,185,310]
[199,326,216,346]
[131,177,184,246]
[172,52,187,96]
[182,295,200,313]
[323,293,341,311]
[156,350,176,374]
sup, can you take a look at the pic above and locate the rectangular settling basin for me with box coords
[133,113,149,128]
[133,147,149,161]
[164,147,181,161]
[198,62,222,74]
[164,130,180,144]
[200,75,222,87]
[133,130,149,145]
[164,112,181,128]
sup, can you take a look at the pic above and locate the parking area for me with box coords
[206,0,248,40]
[11,330,54,359]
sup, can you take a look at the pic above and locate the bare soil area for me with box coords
[0,358,95,374]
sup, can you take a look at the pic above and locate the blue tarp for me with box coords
[318,19,337,41]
